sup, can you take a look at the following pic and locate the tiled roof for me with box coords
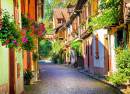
[53,9,70,29]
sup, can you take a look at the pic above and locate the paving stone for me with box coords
[23,63,120,94]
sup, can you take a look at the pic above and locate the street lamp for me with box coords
[67,3,73,15]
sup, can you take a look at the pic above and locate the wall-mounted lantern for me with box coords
[67,3,73,15]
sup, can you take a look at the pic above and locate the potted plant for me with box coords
[24,69,34,85]
[73,62,77,68]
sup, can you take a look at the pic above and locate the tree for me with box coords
[43,0,78,33]
[38,40,53,58]
[51,0,77,8]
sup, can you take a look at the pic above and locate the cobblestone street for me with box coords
[23,63,120,94]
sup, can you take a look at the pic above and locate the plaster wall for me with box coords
[16,76,24,94]
[110,34,117,72]
[0,0,14,86]
[0,42,9,85]
[93,28,107,68]
[1,0,14,17]
[84,36,94,71]
[109,24,126,72]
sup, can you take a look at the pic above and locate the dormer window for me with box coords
[58,20,61,23]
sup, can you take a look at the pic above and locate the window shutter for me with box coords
[114,32,118,49]
[17,63,20,78]
[86,41,87,55]
[123,28,127,50]
[95,34,99,58]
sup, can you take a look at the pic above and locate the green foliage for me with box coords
[73,62,77,68]
[108,49,130,86]
[39,40,52,58]
[107,72,122,86]
[59,56,63,64]
[21,14,31,28]
[79,20,86,28]
[33,52,39,62]
[43,0,77,33]
[52,38,64,54]
[51,0,77,8]
[21,32,36,51]
[0,10,23,49]
[88,0,122,31]
[51,53,57,63]
[70,40,82,55]
[24,69,34,80]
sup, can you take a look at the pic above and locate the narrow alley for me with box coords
[23,62,120,94]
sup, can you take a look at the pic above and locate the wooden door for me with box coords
[104,35,109,72]
[9,49,16,94]
[27,52,31,70]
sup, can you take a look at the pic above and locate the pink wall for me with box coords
[71,57,75,64]
[84,36,94,70]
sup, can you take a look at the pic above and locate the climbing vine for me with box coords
[52,38,64,55]
[88,0,122,31]
[70,40,82,55]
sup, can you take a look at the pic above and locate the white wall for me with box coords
[110,34,117,72]
[93,28,107,68]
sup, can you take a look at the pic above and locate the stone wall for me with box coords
[0,82,9,94]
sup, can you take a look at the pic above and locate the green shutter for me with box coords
[115,32,118,49]
[123,28,127,50]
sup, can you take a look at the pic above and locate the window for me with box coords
[115,28,127,50]
[58,20,61,23]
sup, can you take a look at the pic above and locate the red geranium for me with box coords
[6,40,9,43]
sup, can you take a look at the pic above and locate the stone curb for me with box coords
[72,68,125,94]
[60,64,127,94]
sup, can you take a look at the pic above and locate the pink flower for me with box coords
[13,40,16,43]
[22,39,24,42]
[16,44,19,46]
[3,44,5,46]
[25,39,28,42]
